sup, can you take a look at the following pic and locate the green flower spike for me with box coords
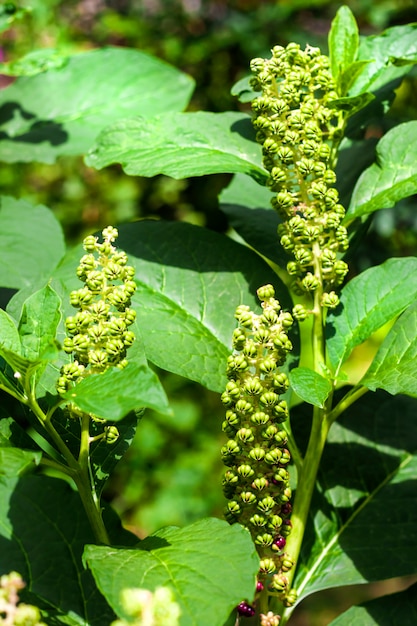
[221,284,296,607]
[250,43,349,309]
[0,572,46,626]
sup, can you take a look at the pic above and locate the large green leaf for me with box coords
[0,47,194,163]
[49,221,289,393]
[328,6,359,93]
[0,196,65,290]
[0,474,135,625]
[351,24,417,96]
[326,257,417,373]
[329,583,417,625]
[0,309,21,354]
[361,300,417,397]
[346,122,417,222]
[84,518,259,626]
[62,362,171,421]
[291,391,417,604]
[85,112,267,181]
[18,285,61,361]
[289,367,332,408]
[219,174,286,267]
[0,447,41,477]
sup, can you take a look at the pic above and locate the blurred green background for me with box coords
[1,1,417,622]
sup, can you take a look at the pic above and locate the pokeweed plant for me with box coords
[1,4,417,626]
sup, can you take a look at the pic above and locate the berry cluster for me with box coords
[56,226,137,396]
[221,285,296,608]
[250,43,349,309]
[0,572,46,626]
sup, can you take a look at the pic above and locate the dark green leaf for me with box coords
[86,112,267,182]
[0,474,133,626]
[0,48,194,163]
[0,447,41,476]
[0,196,65,290]
[219,174,286,266]
[328,6,359,92]
[347,122,417,221]
[329,583,417,625]
[84,518,259,626]
[18,285,61,361]
[292,391,417,600]
[327,93,374,117]
[327,257,417,373]
[62,362,171,421]
[0,308,21,354]
[361,300,417,396]
[351,24,417,96]
[289,367,332,408]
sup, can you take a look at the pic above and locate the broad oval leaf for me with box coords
[62,362,171,421]
[326,257,417,373]
[328,6,359,93]
[0,47,194,163]
[86,112,267,182]
[0,308,21,354]
[0,196,65,290]
[291,391,417,603]
[361,300,417,397]
[289,367,332,408]
[18,284,61,361]
[347,122,417,221]
[84,518,259,626]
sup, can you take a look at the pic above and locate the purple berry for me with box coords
[237,601,256,617]
[274,535,286,550]
[281,502,292,515]
[256,581,264,593]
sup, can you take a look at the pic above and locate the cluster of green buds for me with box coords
[0,572,46,626]
[250,43,349,309]
[221,285,296,609]
[56,226,136,431]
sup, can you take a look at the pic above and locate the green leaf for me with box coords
[0,447,41,476]
[0,4,28,34]
[289,367,332,408]
[329,583,417,625]
[0,196,65,290]
[327,93,374,117]
[328,6,359,92]
[62,362,171,421]
[49,221,288,393]
[351,23,417,96]
[292,391,417,600]
[327,257,417,372]
[18,284,61,361]
[347,122,417,221]
[85,112,267,182]
[84,518,259,626]
[0,47,194,163]
[0,308,21,354]
[361,300,417,397]
[219,174,286,266]
[0,474,134,625]
[0,49,68,76]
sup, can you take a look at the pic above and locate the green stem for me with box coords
[327,385,369,425]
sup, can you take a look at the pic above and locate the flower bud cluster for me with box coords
[56,226,136,396]
[0,572,46,626]
[250,43,349,308]
[221,285,296,606]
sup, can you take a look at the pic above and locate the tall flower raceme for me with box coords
[221,285,296,621]
[56,226,137,439]
[250,43,349,312]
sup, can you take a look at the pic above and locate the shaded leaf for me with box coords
[0,48,194,163]
[84,518,259,626]
[0,474,134,626]
[291,391,417,600]
[86,112,267,182]
[62,362,171,421]
[289,367,332,408]
[0,447,41,476]
[361,300,417,397]
[0,308,21,354]
[347,122,417,221]
[0,196,65,290]
[327,93,374,117]
[219,173,286,267]
[329,583,417,625]
[327,257,417,373]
